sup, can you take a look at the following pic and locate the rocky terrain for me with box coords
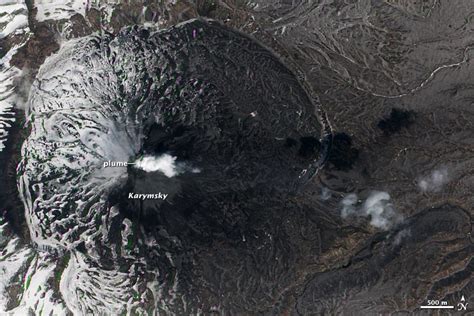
[0,0,473,315]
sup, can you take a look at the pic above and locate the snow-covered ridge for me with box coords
[19,35,142,249]
[15,20,223,313]
[1,1,186,313]
[0,65,17,152]
[35,0,89,22]
[33,0,175,26]
[0,0,29,152]
[0,0,28,39]
[34,0,127,23]
[0,219,34,312]
[16,29,163,314]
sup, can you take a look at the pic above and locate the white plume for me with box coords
[134,154,200,177]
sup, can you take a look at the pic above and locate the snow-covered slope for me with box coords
[16,30,163,314]
[0,219,34,312]
[0,0,28,39]
[35,0,89,22]
[0,57,18,152]
[0,0,29,152]
[0,1,185,313]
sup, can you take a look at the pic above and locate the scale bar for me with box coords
[420,306,454,309]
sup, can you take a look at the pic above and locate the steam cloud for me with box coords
[393,228,411,246]
[417,167,449,192]
[134,154,200,177]
[341,191,402,230]
[320,187,332,201]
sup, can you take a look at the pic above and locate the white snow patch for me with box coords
[0,1,29,39]
[0,1,29,152]
[35,0,88,22]
[60,251,135,315]
[8,254,69,315]
[0,51,21,152]
[417,167,449,192]
[0,222,34,312]
[0,15,27,39]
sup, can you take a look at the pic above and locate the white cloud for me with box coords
[417,167,449,192]
[320,187,332,201]
[340,191,402,230]
[341,193,358,218]
[363,191,402,230]
[393,228,411,246]
[134,154,200,177]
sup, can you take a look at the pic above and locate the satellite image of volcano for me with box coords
[0,0,473,315]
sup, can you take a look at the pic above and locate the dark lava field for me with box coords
[0,0,473,315]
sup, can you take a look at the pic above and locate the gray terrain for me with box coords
[0,0,472,315]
